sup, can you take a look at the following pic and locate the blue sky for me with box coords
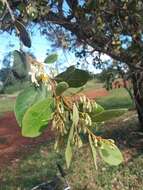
[0,0,111,74]
[0,28,78,70]
[0,27,110,74]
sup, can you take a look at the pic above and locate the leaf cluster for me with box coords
[15,67,126,168]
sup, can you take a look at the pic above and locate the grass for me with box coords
[3,81,30,94]
[0,113,143,190]
[0,86,141,190]
[0,96,16,116]
[96,88,134,109]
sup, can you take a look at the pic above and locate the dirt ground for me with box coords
[83,88,108,99]
[0,112,54,167]
[0,89,108,168]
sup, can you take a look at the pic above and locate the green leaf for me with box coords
[15,85,51,127]
[14,86,38,126]
[89,135,97,169]
[55,81,69,96]
[91,109,127,123]
[65,104,79,168]
[65,124,74,168]
[65,141,73,169]
[72,103,79,126]
[14,20,31,48]
[98,142,123,166]
[44,54,58,64]
[55,66,92,88]
[22,98,54,137]
[13,50,28,79]
[89,103,104,117]
[93,103,104,114]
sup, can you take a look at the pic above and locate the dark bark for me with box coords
[131,70,143,129]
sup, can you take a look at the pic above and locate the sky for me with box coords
[0,27,110,74]
[0,0,112,74]
[0,29,76,67]
[0,0,131,76]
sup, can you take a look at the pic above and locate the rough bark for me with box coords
[131,69,143,129]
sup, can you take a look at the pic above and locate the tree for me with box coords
[96,66,116,90]
[0,49,30,93]
[0,0,143,128]
[0,0,133,171]
[97,62,134,102]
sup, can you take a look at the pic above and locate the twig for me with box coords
[2,0,15,22]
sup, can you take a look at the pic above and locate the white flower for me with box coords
[29,64,39,86]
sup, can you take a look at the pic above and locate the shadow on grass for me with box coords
[101,111,143,152]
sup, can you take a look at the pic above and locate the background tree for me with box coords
[0,49,30,93]
[0,0,143,128]
[96,61,134,101]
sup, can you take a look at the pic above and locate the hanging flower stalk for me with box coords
[14,52,125,169]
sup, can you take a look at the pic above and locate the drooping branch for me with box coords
[65,0,78,11]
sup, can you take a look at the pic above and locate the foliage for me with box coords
[13,52,126,169]
[98,142,123,166]
[0,0,134,171]
[97,66,118,90]
[0,50,30,94]
[1,0,143,127]
[1,0,143,66]
[55,81,69,96]
[90,109,127,123]
[22,97,54,137]
[15,86,40,126]
[55,66,92,88]
[13,50,28,79]
[15,20,31,48]
[44,53,58,64]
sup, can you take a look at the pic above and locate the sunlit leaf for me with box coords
[55,81,69,96]
[91,109,127,123]
[65,140,72,169]
[65,124,74,168]
[98,142,123,166]
[22,98,54,137]
[44,54,58,64]
[89,103,104,118]
[89,135,97,169]
[15,86,38,126]
[72,103,79,126]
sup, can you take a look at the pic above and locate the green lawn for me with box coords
[0,84,132,115]
[0,112,142,190]
[0,96,16,117]
[0,87,140,190]
[97,88,134,109]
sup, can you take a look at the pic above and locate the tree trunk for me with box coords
[131,71,143,130]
